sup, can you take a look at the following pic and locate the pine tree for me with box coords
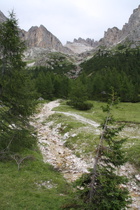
[0,12,36,154]
[68,79,93,110]
[73,90,131,209]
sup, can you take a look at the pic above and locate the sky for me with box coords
[1,0,140,44]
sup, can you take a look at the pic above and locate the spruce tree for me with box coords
[68,79,93,110]
[0,12,36,154]
[73,91,131,209]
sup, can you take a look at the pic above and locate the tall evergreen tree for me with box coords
[0,12,36,154]
[71,91,131,209]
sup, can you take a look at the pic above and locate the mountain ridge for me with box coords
[66,5,140,53]
[0,5,140,55]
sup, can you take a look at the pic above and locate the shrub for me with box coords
[67,100,93,111]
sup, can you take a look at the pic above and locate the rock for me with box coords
[22,25,72,54]
[100,27,121,46]
[65,37,98,54]
[38,97,44,101]
[71,134,77,138]
[63,132,70,139]
[99,5,140,47]
[0,10,7,23]
[36,180,57,189]
[135,174,140,181]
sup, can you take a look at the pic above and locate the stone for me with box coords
[135,174,140,181]
[0,10,7,23]
[71,134,77,138]
[65,37,98,54]
[63,132,70,139]
[21,25,72,54]
[99,5,140,47]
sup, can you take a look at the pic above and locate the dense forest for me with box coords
[81,47,140,102]
[31,46,140,106]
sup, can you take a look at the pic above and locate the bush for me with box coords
[67,100,93,111]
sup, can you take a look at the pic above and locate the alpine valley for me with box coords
[0,5,140,210]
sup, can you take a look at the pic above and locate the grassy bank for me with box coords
[54,100,140,123]
[0,148,71,210]
[0,100,140,209]
[53,100,140,167]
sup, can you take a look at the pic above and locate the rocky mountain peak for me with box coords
[120,5,140,43]
[0,5,140,57]
[0,10,7,23]
[65,37,98,54]
[0,10,72,55]
[22,24,71,54]
[67,37,99,47]
[100,5,140,47]
[100,27,121,46]
[129,5,140,28]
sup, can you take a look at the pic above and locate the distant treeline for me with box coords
[31,47,140,102]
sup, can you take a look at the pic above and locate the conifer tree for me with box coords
[72,90,131,210]
[0,12,36,154]
[68,79,93,110]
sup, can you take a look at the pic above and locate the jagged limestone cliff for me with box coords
[0,11,7,23]
[22,25,71,54]
[0,5,140,55]
[99,5,140,47]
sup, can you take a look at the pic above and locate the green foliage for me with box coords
[67,100,93,111]
[74,167,130,210]
[68,79,93,110]
[81,47,140,102]
[31,70,70,99]
[35,71,54,100]
[0,12,37,153]
[69,93,131,209]
[0,149,71,210]
[126,140,140,167]
[29,47,140,103]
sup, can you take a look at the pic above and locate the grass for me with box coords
[25,59,35,64]
[0,148,71,210]
[1,100,140,209]
[53,100,140,166]
[54,100,140,123]
[123,138,140,168]
[45,111,100,159]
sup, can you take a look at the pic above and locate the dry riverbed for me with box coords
[31,100,140,209]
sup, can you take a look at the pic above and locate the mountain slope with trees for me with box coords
[79,47,140,102]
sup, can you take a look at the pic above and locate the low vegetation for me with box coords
[50,100,140,169]
[0,148,71,210]
[0,12,140,209]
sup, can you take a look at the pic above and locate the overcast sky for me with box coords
[1,0,140,44]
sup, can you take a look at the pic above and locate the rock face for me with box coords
[121,5,140,43]
[65,37,98,54]
[21,25,72,54]
[73,37,98,47]
[0,11,7,23]
[100,5,140,47]
[0,5,140,55]
[66,5,140,53]
[99,27,121,46]
[0,11,72,54]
